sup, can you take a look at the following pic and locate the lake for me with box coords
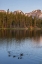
[0,30,42,64]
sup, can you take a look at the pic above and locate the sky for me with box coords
[0,0,42,13]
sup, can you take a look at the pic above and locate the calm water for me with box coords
[0,30,42,64]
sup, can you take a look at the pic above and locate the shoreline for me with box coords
[0,28,42,30]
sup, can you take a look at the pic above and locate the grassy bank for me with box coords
[0,27,42,30]
[0,28,28,30]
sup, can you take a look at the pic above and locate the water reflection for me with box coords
[0,30,42,64]
[0,30,42,41]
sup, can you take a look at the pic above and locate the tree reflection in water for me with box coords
[0,30,42,59]
[0,30,42,41]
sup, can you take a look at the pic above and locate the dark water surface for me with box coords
[0,30,42,64]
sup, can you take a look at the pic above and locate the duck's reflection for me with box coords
[8,51,11,57]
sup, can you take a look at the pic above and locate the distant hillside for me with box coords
[0,9,42,29]
[0,9,42,19]
[25,9,42,19]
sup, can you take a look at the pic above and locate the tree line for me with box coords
[0,12,42,29]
